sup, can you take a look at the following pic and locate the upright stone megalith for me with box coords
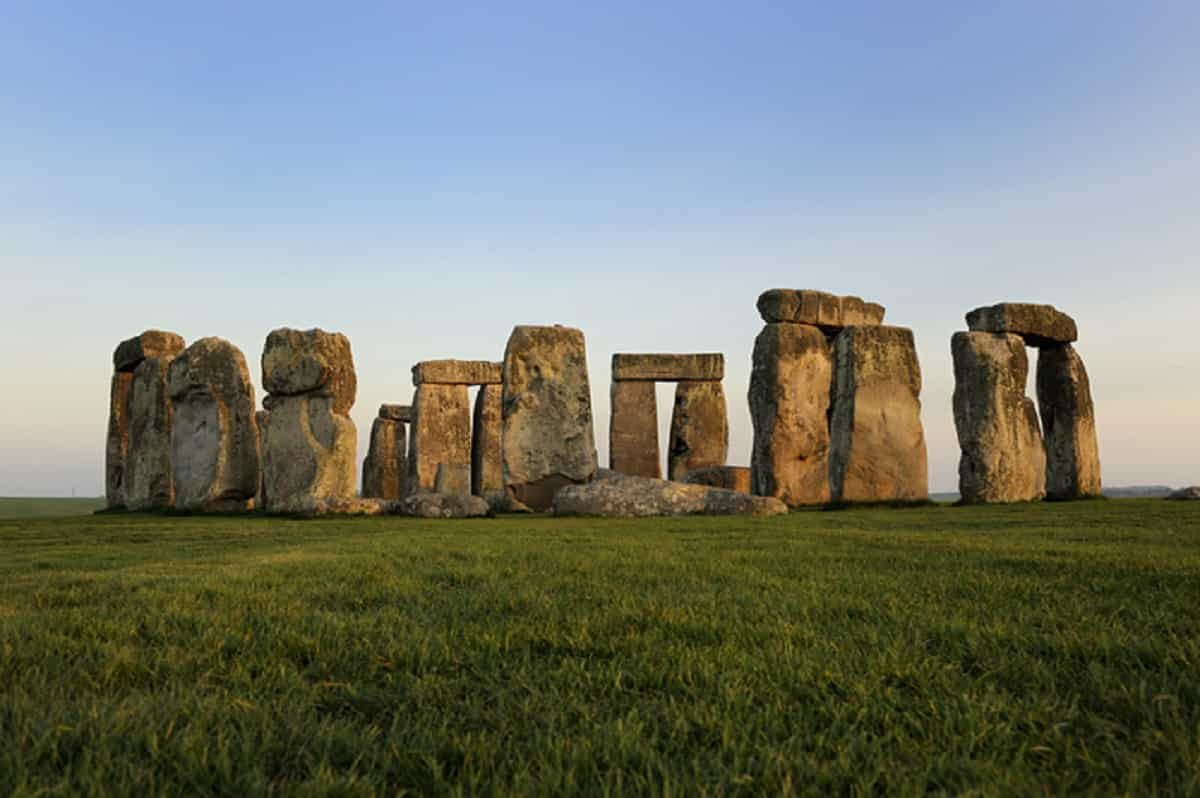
[168,337,260,512]
[609,381,660,478]
[260,328,358,514]
[952,331,1046,503]
[471,385,503,496]
[829,326,928,503]
[749,323,833,506]
[362,404,408,500]
[501,325,597,510]
[668,381,729,482]
[1037,344,1101,499]
[407,384,470,494]
[118,331,185,510]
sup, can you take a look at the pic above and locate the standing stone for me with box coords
[407,384,471,494]
[104,372,134,509]
[501,325,598,511]
[255,410,269,508]
[435,463,472,496]
[952,332,1046,503]
[261,328,358,514]
[609,381,660,479]
[1037,344,1102,500]
[749,323,832,506]
[668,381,729,482]
[124,356,177,510]
[471,385,504,496]
[362,415,407,500]
[168,337,260,512]
[828,326,928,503]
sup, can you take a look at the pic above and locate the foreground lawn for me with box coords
[0,501,1197,795]
[0,497,105,519]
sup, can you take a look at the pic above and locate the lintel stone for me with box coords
[756,289,885,330]
[411,360,502,386]
[611,353,724,382]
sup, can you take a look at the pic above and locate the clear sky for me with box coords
[2,1,1197,496]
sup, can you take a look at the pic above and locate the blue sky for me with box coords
[2,1,1197,495]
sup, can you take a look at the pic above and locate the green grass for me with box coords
[1,501,1197,796]
[0,497,105,519]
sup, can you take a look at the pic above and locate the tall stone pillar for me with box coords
[363,404,409,500]
[609,381,660,478]
[116,330,185,510]
[1037,344,1101,499]
[471,385,504,496]
[668,381,728,482]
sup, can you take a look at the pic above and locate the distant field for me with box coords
[0,501,1197,795]
[0,496,105,518]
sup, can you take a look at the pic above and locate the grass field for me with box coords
[0,500,1197,795]
[0,496,105,519]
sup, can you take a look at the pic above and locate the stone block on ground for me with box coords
[168,337,260,512]
[551,471,787,517]
[412,360,502,386]
[966,303,1078,347]
[829,325,929,503]
[407,384,471,494]
[261,328,357,413]
[682,466,751,494]
[400,492,490,518]
[668,381,729,481]
[611,353,724,382]
[756,290,885,330]
[501,325,598,510]
[471,385,503,496]
[749,323,833,506]
[608,380,660,478]
[952,331,1046,503]
[1037,343,1101,499]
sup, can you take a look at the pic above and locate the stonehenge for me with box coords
[260,328,358,514]
[362,404,409,500]
[168,337,260,512]
[608,354,728,481]
[407,360,500,497]
[502,325,598,511]
[749,289,928,507]
[952,303,1100,502]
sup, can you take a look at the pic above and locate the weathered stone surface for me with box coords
[471,385,503,496]
[379,404,412,422]
[290,496,401,518]
[167,338,260,512]
[552,471,787,517]
[682,466,751,494]
[124,356,176,510]
[261,395,357,514]
[412,360,502,386]
[829,326,929,503]
[407,384,471,494]
[966,303,1078,347]
[113,330,185,373]
[400,492,490,518]
[749,323,832,506]
[501,325,598,510]
[952,332,1046,503]
[1166,486,1200,500]
[255,410,268,508]
[261,328,357,413]
[756,290,885,330]
[435,463,472,496]
[1037,344,1101,500]
[362,417,407,500]
[611,353,724,382]
[668,381,729,481]
[609,381,660,478]
[105,372,134,509]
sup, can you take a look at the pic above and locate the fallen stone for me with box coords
[285,496,400,518]
[611,353,724,382]
[471,385,503,495]
[379,404,412,423]
[1037,344,1102,500]
[501,325,598,510]
[1166,486,1200,500]
[113,330,185,373]
[966,303,1078,347]
[412,360,502,386]
[362,416,407,500]
[105,372,134,509]
[167,338,260,512]
[668,381,729,481]
[756,290,885,330]
[407,384,471,494]
[749,323,832,506]
[608,380,661,478]
[682,466,751,494]
[400,492,490,518]
[124,356,177,510]
[261,328,357,413]
[829,326,929,503]
[952,331,1046,503]
[552,471,787,517]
